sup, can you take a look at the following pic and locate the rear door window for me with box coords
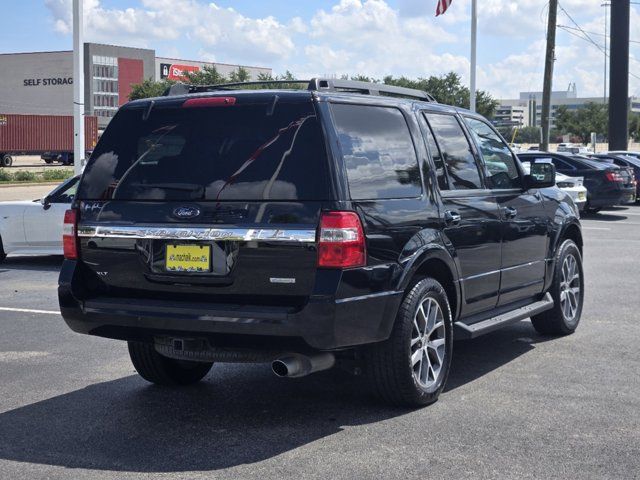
[78,100,330,201]
[424,113,483,190]
[331,104,422,200]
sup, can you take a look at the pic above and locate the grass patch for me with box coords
[41,169,73,181]
[0,168,74,184]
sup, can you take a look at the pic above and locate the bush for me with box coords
[42,169,73,181]
[0,170,12,182]
[12,171,36,182]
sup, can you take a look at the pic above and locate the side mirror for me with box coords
[42,196,52,210]
[525,162,556,189]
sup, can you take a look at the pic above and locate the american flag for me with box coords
[435,0,452,16]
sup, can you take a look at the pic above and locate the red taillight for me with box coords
[317,211,366,268]
[63,209,78,260]
[182,97,236,108]
[605,171,623,182]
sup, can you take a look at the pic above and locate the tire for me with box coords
[365,278,453,407]
[128,341,213,386]
[1,154,13,167]
[44,158,53,164]
[0,235,6,263]
[531,239,584,335]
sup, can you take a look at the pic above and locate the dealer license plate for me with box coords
[165,244,211,272]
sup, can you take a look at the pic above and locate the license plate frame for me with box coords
[165,244,212,273]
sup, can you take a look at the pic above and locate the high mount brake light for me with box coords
[182,97,237,108]
[63,209,79,260]
[317,211,366,268]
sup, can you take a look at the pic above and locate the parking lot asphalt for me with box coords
[0,207,639,480]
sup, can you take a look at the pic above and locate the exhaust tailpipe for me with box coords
[271,352,335,378]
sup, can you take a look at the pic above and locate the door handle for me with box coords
[444,210,461,226]
[503,206,518,219]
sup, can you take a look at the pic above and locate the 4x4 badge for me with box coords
[173,206,201,219]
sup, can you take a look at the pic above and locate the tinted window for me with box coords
[465,117,521,189]
[331,104,421,199]
[551,157,576,171]
[48,176,79,203]
[78,101,330,201]
[425,113,482,190]
[423,122,448,190]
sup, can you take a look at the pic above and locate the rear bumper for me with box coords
[589,189,626,208]
[58,261,403,351]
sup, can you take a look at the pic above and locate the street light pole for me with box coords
[72,0,85,175]
[469,0,477,113]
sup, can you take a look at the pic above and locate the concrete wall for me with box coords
[0,51,74,116]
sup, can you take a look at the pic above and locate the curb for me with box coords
[0,182,63,188]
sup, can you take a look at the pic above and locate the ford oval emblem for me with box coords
[173,206,201,219]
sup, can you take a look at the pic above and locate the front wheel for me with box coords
[1,154,12,167]
[531,240,584,335]
[366,278,453,407]
[128,341,213,386]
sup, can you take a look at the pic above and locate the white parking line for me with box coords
[0,307,60,315]
[582,226,611,230]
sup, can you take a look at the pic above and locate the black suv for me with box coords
[59,79,584,407]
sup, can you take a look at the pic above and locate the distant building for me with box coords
[0,43,271,131]
[493,104,528,129]
[496,83,640,130]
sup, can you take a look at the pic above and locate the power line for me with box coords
[558,25,640,80]
[557,3,640,83]
[557,24,640,45]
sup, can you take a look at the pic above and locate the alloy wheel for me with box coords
[410,297,446,389]
[560,253,581,323]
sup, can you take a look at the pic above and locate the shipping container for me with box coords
[0,114,98,166]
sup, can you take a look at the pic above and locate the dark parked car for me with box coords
[589,153,640,200]
[59,79,584,407]
[519,152,634,212]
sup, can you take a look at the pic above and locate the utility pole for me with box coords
[540,0,558,151]
[608,0,630,150]
[73,0,85,175]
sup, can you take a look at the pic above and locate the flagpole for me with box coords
[469,0,477,112]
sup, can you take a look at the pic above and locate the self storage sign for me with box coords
[160,63,200,81]
[23,77,73,87]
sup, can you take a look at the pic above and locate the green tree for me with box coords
[382,72,498,118]
[184,65,227,85]
[514,126,542,144]
[128,78,175,101]
[555,103,608,143]
[628,113,640,142]
[229,66,251,83]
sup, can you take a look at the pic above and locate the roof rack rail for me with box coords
[164,78,436,102]
[309,78,436,102]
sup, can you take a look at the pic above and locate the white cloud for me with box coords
[42,0,640,99]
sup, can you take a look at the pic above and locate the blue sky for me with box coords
[4,0,640,98]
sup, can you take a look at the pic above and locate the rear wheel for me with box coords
[531,240,584,335]
[128,341,213,386]
[366,278,453,407]
[1,154,12,167]
[0,235,6,263]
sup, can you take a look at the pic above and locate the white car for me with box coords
[555,172,587,211]
[522,163,587,211]
[0,176,79,261]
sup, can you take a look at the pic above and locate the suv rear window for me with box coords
[78,100,330,201]
[331,104,421,200]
